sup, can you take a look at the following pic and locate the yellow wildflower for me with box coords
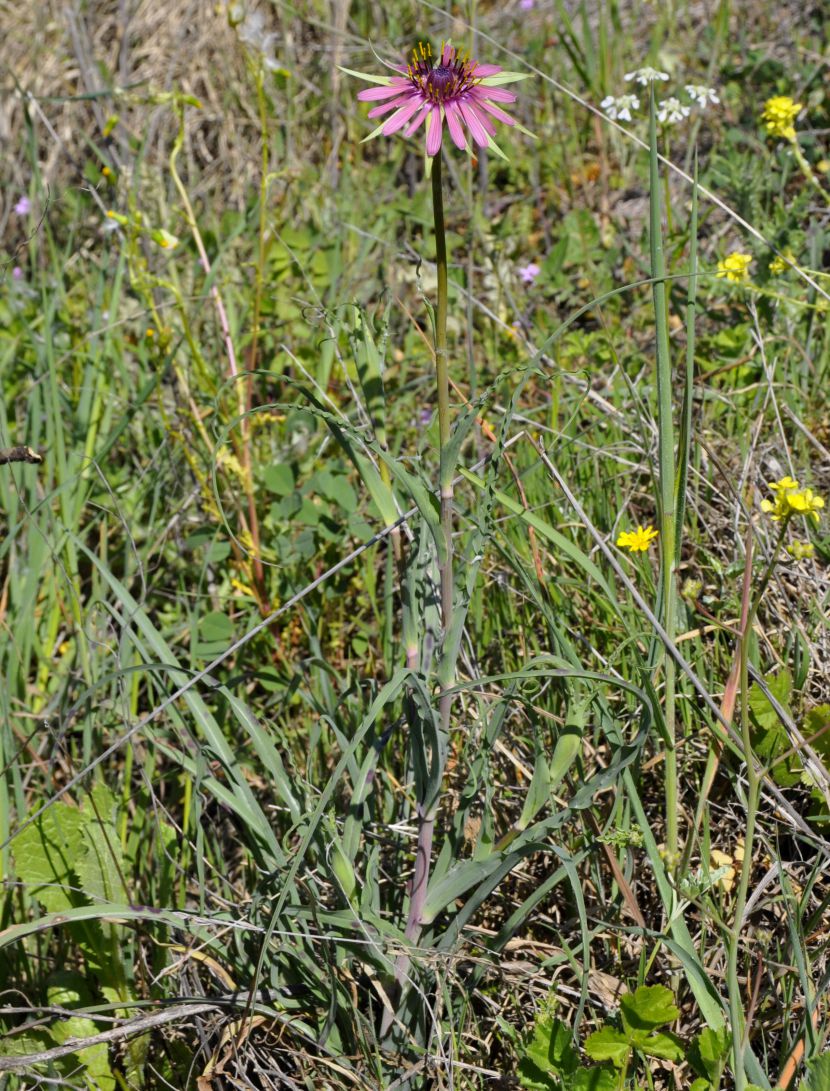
[786,488,824,523]
[716,252,752,283]
[787,540,815,560]
[761,476,825,523]
[769,475,800,492]
[761,95,802,141]
[769,249,796,275]
[617,524,659,552]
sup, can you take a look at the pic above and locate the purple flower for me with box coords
[520,0,535,8]
[349,41,529,159]
[418,408,433,427]
[14,196,31,216]
[518,262,541,284]
[12,266,23,280]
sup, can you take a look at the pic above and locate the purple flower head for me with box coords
[14,196,31,216]
[347,41,531,160]
[418,408,433,427]
[520,0,535,8]
[12,266,23,280]
[518,261,541,284]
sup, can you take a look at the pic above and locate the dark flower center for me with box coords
[407,42,479,103]
[427,65,454,95]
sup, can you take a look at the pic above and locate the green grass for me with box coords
[1,1,830,1087]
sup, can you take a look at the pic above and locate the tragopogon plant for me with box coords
[344,38,531,1014]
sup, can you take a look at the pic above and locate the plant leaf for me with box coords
[620,984,679,1030]
[584,1027,630,1067]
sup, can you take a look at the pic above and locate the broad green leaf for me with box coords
[584,1027,630,1067]
[620,985,679,1030]
[630,1028,683,1062]
[520,1015,578,1082]
[516,1057,556,1091]
[0,1030,54,1059]
[12,802,86,912]
[572,1070,617,1091]
[689,1025,730,1081]
[77,818,128,905]
[49,1016,116,1090]
[48,975,115,1091]
[198,610,234,644]
[315,470,358,513]
[263,463,294,495]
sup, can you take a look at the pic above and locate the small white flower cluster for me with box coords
[685,84,720,107]
[600,93,639,121]
[657,97,689,124]
[624,66,669,86]
[600,70,720,127]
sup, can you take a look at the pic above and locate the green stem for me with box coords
[433,152,454,628]
[727,609,760,1091]
[727,519,787,1089]
[649,87,678,869]
[383,151,455,1041]
[403,151,453,945]
[790,137,830,208]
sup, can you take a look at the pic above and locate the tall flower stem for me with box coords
[789,137,830,208]
[726,520,786,1090]
[433,152,455,641]
[649,88,678,869]
[402,152,454,951]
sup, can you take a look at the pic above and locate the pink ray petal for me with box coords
[458,100,490,147]
[444,102,467,149]
[475,99,517,127]
[357,81,408,102]
[440,43,454,65]
[426,106,444,156]
[474,86,517,103]
[368,93,417,119]
[465,101,496,136]
[471,64,502,76]
[477,107,497,135]
[404,103,430,137]
[383,97,428,135]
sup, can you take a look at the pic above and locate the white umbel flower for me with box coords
[657,96,691,124]
[600,93,639,121]
[624,66,669,85]
[685,84,720,107]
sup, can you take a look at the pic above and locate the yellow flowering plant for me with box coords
[760,96,829,207]
[761,476,825,524]
[761,95,802,141]
[769,249,796,275]
[716,252,752,283]
[616,524,659,552]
